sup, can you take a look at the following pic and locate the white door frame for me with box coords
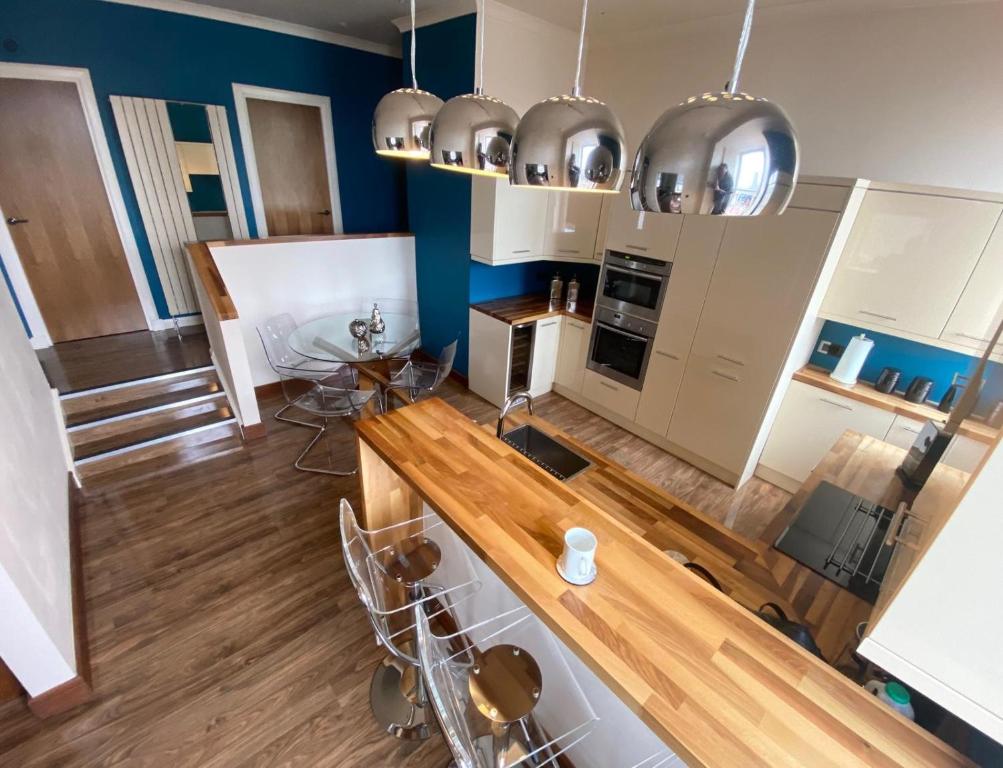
[231,83,344,238]
[0,63,161,348]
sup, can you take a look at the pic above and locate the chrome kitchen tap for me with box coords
[497,391,534,438]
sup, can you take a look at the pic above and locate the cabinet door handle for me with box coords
[568,321,585,330]
[539,320,559,328]
[711,369,740,383]
[625,243,649,251]
[511,249,532,254]
[819,397,853,411]
[954,331,992,343]
[858,309,897,322]
[558,248,580,254]
[900,425,920,434]
[655,350,680,360]
[716,354,745,367]
[599,380,618,391]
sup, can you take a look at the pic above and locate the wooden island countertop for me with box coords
[354,399,972,768]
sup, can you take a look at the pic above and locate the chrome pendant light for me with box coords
[372,0,444,159]
[509,0,626,193]
[631,0,799,215]
[429,0,519,176]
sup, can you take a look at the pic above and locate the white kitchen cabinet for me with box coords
[582,369,640,421]
[554,317,591,393]
[883,413,926,450]
[943,433,989,473]
[821,190,1002,338]
[542,191,602,262]
[940,214,1003,357]
[603,192,682,262]
[529,317,561,398]
[470,178,548,265]
[635,216,725,436]
[759,380,897,486]
[468,309,513,408]
[668,209,840,481]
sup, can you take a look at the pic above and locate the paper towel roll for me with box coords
[830,334,874,386]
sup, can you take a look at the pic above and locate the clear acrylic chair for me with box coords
[415,602,597,767]
[258,313,372,476]
[384,337,458,409]
[339,499,480,741]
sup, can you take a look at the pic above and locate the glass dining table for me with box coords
[288,311,422,364]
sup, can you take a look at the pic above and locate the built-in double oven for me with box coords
[587,251,672,390]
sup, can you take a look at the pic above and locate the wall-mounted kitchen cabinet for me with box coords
[542,192,603,263]
[554,317,591,393]
[603,191,682,262]
[667,208,842,483]
[634,216,725,437]
[939,215,1003,356]
[821,187,1003,356]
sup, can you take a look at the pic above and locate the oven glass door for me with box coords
[601,266,663,312]
[591,323,648,381]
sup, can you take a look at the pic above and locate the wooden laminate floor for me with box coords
[0,381,789,767]
[38,328,212,394]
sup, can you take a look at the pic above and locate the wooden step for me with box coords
[75,417,241,480]
[61,366,219,426]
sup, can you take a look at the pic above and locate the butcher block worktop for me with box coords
[470,293,594,325]
[795,366,997,445]
[354,398,971,768]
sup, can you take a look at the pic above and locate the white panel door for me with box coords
[821,190,1001,337]
[603,192,682,262]
[543,191,602,261]
[468,309,513,408]
[635,216,725,436]
[529,317,561,398]
[668,209,839,476]
[758,380,896,483]
[940,214,1003,355]
[555,317,590,393]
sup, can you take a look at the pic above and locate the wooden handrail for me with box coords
[186,242,238,321]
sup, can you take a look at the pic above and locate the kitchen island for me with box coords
[354,398,972,767]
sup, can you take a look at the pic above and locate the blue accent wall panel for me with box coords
[402,15,475,374]
[811,320,1002,416]
[0,0,406,318]
[0,255,30,337]
[469,261,601,305]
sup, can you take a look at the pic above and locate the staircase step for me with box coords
[75,417,240,480]
[74,400,234,460]
[61,366,218,425]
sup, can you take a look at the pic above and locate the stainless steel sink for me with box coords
[501,424,591,481]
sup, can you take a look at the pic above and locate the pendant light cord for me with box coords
[410,0,418,89]
[572,0,588,97]
[475,0,485,94]
[728,0,756,95]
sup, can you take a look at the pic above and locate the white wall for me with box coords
[0,287,77,695]
[210,236,418,388]
[588,1,1003,193]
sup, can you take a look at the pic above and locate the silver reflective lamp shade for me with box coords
[372,0,443,160]
[509,0,627,193]
[631,0,799,215]
[429,2,519,176]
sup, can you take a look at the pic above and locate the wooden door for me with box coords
[246,99,334,236]
[0,79,146,342]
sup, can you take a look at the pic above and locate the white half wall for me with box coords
[210,236,418,389]
[589,1,1003,193]
[0,285,77,695]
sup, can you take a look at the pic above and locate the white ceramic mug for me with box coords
[560,527,597,581]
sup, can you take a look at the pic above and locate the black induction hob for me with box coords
[774,481,900,605]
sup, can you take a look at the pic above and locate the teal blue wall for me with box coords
[811,320,1002,417]
[0,0,406,321]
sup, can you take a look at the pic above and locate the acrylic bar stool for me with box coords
[339,499,480,740]
[415,605,597,767]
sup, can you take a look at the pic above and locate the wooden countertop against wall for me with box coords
[470,294,594,325]
[355,399,972,768]
[795,366,997,444]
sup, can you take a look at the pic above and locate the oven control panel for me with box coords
[595,306,656,338]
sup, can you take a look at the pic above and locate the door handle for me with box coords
[655,350,680,360]
[711,369,740,383]
[819,397,853,411]
[858,309,897,322]
[5,216,28,226]
[317,209,331,216]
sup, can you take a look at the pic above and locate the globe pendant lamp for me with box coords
[372,0,443,159]
[631,0,799,215]
[509,0,626,193]
[429,0,519,176]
